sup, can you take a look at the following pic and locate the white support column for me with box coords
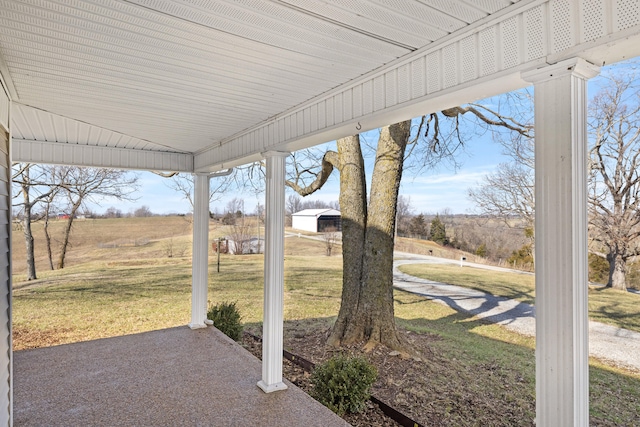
[523,58,599,427]
[188,173,212,329]
[257,151,289,393]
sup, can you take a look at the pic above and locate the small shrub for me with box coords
[475,243,487,258]
[589,253,609,284]
[311,355,377,416]
[207,301,243,341]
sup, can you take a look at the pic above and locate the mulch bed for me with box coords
[241,323,536,427]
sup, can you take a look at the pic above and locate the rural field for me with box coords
[11,216,640,426]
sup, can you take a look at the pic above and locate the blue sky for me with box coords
[92,129,504,216]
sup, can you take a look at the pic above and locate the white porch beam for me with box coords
[12,139,193,173]
[523,58,599,427]
[257,151,289,394]
[188,173,211,329]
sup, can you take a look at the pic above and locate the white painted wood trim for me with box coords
[257,151,288,393]
[12,139,193,173]
[523,58,599,427]
[188,173,210,329]
[0,81,11,427]
[0,120,11,426]
[0,88,8,134]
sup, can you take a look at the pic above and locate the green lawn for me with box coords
[398,263,640,333]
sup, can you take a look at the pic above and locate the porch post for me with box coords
[523,58,599,427]
[188,173,212,329]
[257,151,289,393]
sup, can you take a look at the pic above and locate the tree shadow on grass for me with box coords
[393,286,535,331]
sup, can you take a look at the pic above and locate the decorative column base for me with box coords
[187,322,207,330]
[257,380,288,394]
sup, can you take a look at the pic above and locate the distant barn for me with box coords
[291,209,341,233]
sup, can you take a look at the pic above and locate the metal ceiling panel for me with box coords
[11,104,178,151]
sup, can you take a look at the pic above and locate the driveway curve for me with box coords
[393,252,640,373]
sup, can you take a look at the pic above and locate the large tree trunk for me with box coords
[606,249,628,291]
[330,121,412,351]
[327,135,367,347]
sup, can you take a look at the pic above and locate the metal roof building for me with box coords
[292,209,341,233]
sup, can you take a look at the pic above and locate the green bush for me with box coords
[207,301,243,341]
[589,253,609,284]
[311,355,377,416]
[475,243,487,258]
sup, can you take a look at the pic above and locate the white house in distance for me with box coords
[226,237,265,255]
[291,209,341,233]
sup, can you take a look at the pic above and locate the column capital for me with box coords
[522,57,600,84]
[261,150,290,159]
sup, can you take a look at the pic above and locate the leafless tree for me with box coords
[467,90,535,230]
[284,104,533,351]
[55,167,139,269]
[468,161,534,229]
[322,227,340,256]
[164,172,233,212]
[466,67,640,290]
[41,184,62,271]
[227,214,253,255]
[11,164,65,280]
[104,206,123,218]
[396,195,413,236]
[588,70,640,291]
[285,194,303,226]
[134,205,153,217]
[225,197,244,217]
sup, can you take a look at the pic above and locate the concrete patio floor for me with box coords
[13,326,350,426]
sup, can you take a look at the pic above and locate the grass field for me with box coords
[11,216,640,425]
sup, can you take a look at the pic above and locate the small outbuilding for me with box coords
[291,209,341,233]
[224,236,265,255]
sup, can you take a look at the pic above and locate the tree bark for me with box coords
[329,121,412,351]
[606,250,628,291]
[18,167,38,281]
[327,135,367,347]
[22,201,37,281]
[287,121,416,352]
[43,213,54,271]
[56,201,81,269]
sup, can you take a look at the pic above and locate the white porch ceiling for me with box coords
[1,0,640,172]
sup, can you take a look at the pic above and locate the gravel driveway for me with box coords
[393,253,640,373]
